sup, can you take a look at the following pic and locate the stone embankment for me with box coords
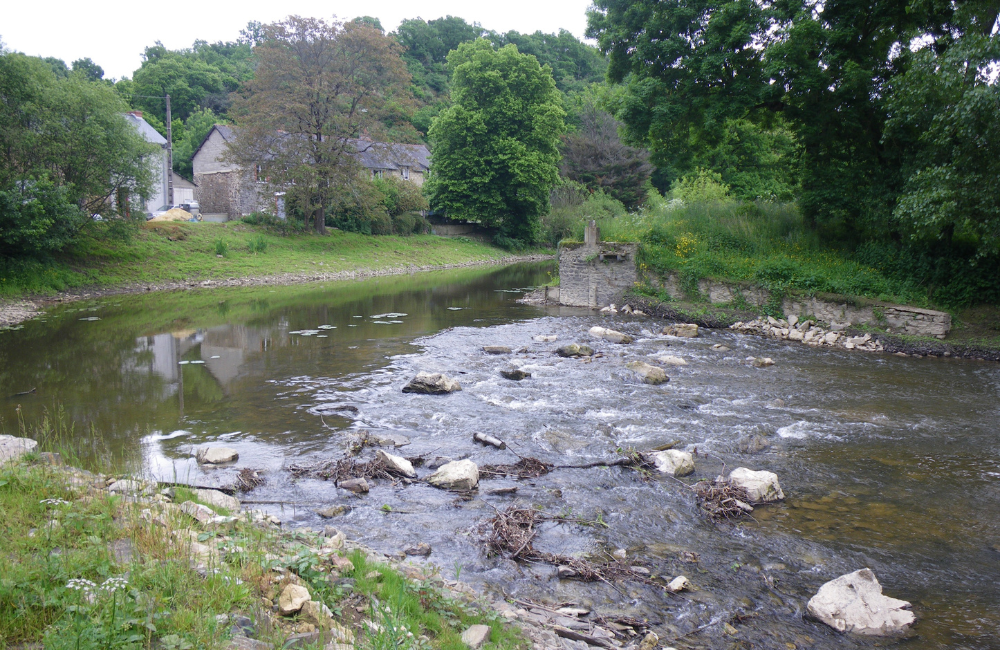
[730,315,884,354]
[0,254,555,329]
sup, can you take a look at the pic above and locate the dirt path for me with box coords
[0,254,555,328]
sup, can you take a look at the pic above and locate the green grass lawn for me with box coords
[0,222,542,299]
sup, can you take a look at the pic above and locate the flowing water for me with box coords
[2,262,999,649]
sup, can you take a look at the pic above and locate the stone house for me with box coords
[191,125,430,220]
[123,111,169,215]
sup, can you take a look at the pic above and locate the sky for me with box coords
[3,0,595,80]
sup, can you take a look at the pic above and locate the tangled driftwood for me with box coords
[693,479,755,520]
[481,506,654,585]
[232,468,265,493]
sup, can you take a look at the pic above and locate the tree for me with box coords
[71,57,104,81]
[227,16,414,234]
[426,40,565,245]
[0,53,155,254]
[172,108,220,179]
[586,0,1000,239]
[560,100,651,210]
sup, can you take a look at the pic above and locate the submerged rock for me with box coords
[663,323,699,338]
[427,459,479,491]
[402,372,461,394]
[807,569,915,636]
[650,450,694,477]
[377,450,417,478]
[339,478,369,494]
[0,435,38,464]
[738,434,772,454]
[196,447,239,465]
[728,467,785,503]
[750,357,775,368]
[589,326,634,344]
[500,368,530,380]
[626,361,669,385]
[482,346,512,354]
[666,576,691,593]
[315,505,350,519]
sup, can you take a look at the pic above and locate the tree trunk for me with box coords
[315,204,326,235]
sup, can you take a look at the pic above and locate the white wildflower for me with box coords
[66,578,97,592]
[40,498,71,506]
[100,576,129,594]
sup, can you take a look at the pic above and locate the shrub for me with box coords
[670,168,731,203]
[0,179,86,257]
[247,235,268,254]
[214,239,228,257]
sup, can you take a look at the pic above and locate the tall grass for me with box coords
[563,195,931,307]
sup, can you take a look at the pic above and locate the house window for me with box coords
[401,166,409,180]
[255,165,264,182]
[372,169,383,179]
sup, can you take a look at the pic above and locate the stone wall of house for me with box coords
[192,130,236,175]
[194,171,263,219]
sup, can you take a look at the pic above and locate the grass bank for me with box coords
[0,453,525,650]
[0,221,550,300]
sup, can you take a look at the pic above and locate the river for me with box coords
[2,262,998,649]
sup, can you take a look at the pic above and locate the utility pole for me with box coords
[165,93,174,206]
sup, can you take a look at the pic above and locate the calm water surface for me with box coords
[2,262,999,649]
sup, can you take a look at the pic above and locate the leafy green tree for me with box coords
[587,0,1000,239]
[71,57,104,81]
[172,108,220,179]
[690,118,799,202]
[427,40,565,245]
[0,52,155,254]
[885,34,1000,257]
[488,29,607,94]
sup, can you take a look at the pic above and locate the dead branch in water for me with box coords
[693,479,756,521]
[480,457,554,479]
[287,456,397,483]
[480,506,656,586]
[232,468,265,493]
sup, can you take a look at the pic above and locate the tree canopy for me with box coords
[587,0,1000,247]
[227,16,414,234]
[426,40,565,245]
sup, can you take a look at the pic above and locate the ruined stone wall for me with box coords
[647,273,952,338]
[193,171,265,219]
[558,242,639,308]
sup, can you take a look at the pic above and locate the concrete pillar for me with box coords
[584,220,599,248]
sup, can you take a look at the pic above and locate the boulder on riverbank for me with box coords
[807,569,915,636]
[626,361,669,385]
[278,584,311,615]
[402,372,462,394]
[377,450,417,478]
[193,488,240,512]
[589,326,634,344]
[0,435,38,464]
[427,459,479,491]
[196,447,239,465]
[650,450,694,477]
[728,467,784,503]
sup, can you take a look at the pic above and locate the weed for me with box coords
[214,239,229,257]
[247,235,268,255]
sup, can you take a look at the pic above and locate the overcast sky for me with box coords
[3,0,596,80]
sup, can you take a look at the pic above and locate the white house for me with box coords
[123,112,170,215]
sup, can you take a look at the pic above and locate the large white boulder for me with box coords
[0,435,38,464]
[278,583,311,615]
[807,569,915,636]
[196,447,239,465]
[193,488,240,513]
[589,326,634,344]
[650,450,695,477]
[402,372,462,394]
[728,467,785,503]
[377,450,417,478]
[426,459,479,491]
[626,361,669,385]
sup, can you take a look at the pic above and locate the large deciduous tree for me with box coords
[587,0,1000,241]
[227,16,414,234]
[426,40,565,246]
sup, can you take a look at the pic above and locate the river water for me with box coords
[2,262,999,649]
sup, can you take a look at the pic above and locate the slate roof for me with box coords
[192,125,429,172]
[124,113,167,146]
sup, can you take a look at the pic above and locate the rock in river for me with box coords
[807,569,915,636]
[339,478,369,494]
[427,459,479,491]
[728,467,785,503]
[589,326,634,344]
[482,346,512,354]
[377,450,417,478]
[196,447,239,465]
[662,323,699,337]
[626,361,669,385]
[650,449,694,477]
[556,343,594,358]
[402,372,461,394]
[500,368,530,380]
